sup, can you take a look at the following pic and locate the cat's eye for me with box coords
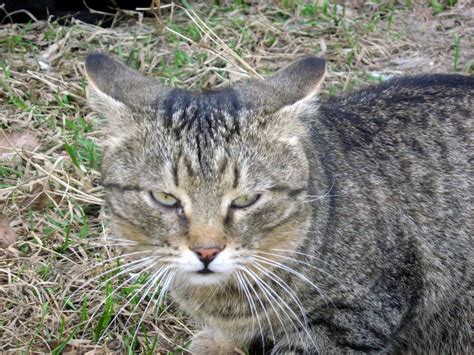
[231,194,261,209]
[150,191,179,208]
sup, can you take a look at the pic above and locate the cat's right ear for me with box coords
[85,53,169,117]
[237,56,326,114]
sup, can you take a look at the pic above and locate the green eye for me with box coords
[150,191,179,208]
[231,194,261,209]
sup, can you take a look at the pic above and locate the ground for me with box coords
[0,1,472,354]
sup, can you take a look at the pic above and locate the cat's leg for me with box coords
[270,329,326,355]
[188,328,242,355]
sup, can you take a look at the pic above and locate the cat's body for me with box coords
[86,53,473,354]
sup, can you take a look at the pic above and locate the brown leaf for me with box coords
[201,73,218,90]
[20,182,48,211]
[0,130,39,160]
[0,214,17,248]
[389,57,433,71]
[20,181,64,212]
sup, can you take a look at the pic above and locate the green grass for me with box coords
[93,282,115,342]
[62,114,100,171]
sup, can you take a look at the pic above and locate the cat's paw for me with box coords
[189,330,241,355]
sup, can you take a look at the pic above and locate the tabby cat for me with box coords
[85,53,472,354]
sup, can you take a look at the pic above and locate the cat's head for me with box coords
[86,53,325,286]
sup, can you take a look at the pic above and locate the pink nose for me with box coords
[193,247,222,267]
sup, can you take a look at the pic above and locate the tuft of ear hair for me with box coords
[85,53,168,108]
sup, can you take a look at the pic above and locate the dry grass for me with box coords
[0,1,472,353]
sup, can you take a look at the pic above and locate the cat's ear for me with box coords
[242,56,326,112]
[85,53,169,114]
[267,55,326,103]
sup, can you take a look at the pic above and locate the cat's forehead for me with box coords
[148,87,257,177]
[143,124,266,194]
[159,87,247,137]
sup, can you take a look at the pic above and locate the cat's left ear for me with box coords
[241,56,326,112]
[85,53,169,116]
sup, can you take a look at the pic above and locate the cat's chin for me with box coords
[183,271,231,287]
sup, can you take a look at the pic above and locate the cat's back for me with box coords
[312,74,472,258]
[313,74,472,193]
[321,73,473,106]
[314,74,473,204]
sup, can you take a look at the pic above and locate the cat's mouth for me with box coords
[197,268,214,274]
[183,265,233,286]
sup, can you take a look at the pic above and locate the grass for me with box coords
[0,1,473,353]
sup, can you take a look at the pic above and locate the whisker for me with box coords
[233,272,255,335]
[95,265,170,348]
[302,194,342,203]
[259,251,344,284]
[249,261,309,326]
[244,267,318,351]
[128,268,172,342]
[129,268,175,347]
[94,278,154,347]
[69,250,153,278]
[61,259,154,336]
[120,266,172,340]
[240,271,276,346]
[235,271,264,351]
[84,259,159,338]
[270,248,345,265]
[81,239,165,249]
[84,258,159,301]
[150,269,175,319]
[77,242,141,250]
[79,236,138,243]
[303,177,336,202]
[242,268,292,347]
[62,254,155,311]
[250,255,329,305]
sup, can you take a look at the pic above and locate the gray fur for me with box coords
[86,53,473,354]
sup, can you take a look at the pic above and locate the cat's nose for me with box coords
[192,247,222,267]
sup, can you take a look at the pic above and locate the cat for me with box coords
[85,52,473,354]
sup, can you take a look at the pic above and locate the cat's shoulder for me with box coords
[322,74,473,106]
[318,74,473,117]
[377,73,474,90]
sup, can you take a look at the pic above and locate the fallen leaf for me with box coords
[389,57,433,71]
[107,339,122,351]
[0,130,39,160]
[0,214,17,248]
[201,73,218,90]
[320,38,327,54]
[20,182,49,211]
[39,32,71,69]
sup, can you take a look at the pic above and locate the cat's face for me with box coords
[86,54,325,286]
